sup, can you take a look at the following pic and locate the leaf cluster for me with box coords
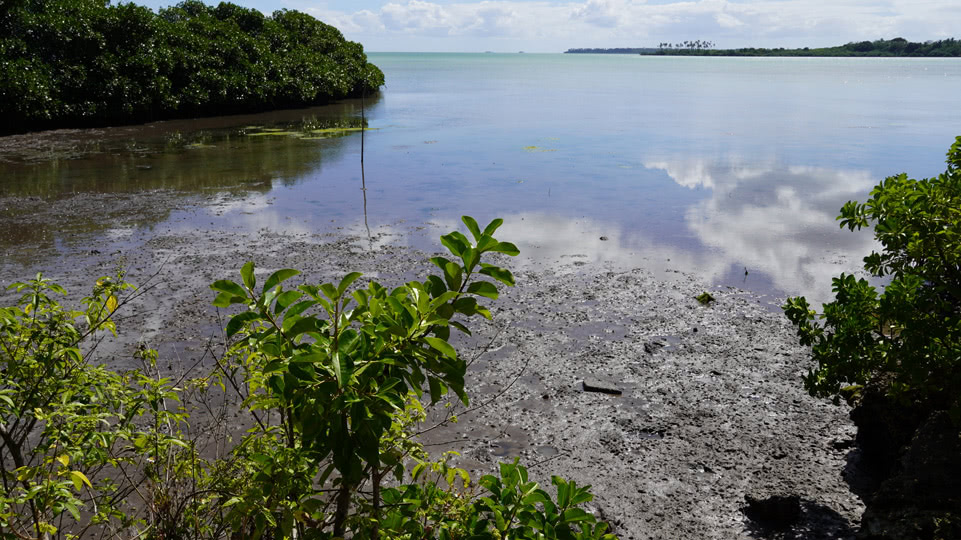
[0,0,385,134]
[784,137,961,411]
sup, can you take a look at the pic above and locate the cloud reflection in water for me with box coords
[424,158,881,305]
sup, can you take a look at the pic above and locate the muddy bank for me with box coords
[0,190,863,539]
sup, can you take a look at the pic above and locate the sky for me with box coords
[132,0,961,53]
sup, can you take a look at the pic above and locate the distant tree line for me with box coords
[657,40,716,50]
[645,37,961,57]
[565,47,659,54]
[0,0,385,134]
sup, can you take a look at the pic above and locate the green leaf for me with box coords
[430,256,452,272]
[480,265,516,287]
[570,488,594,506]
[459,246,479,271]
[211,279,247,299]
[467,281,499,299]
[263,269,300,293]
[482,218,504,236]
[441,232,471,258]
[70,470,92,491]
[426,275,448,297]
[319,283,339,303]
[226,311,262,338]
[452,297,478,316]
[462,215,481,240]
[475,235,498,252]
[241,261,256,290]
[554,477,570,508]
[332,352,344,388]
[425,337,457,359]
[562,508,593,523]
[64,500,81,521]
[289,361,316,381]
[449,320,471,335]
[0,393,14,409]
[428,377,446,403]
[337,272,363,297]
[274,290,303,313]
[443,262,463,291]
[213,291,248,308]
[490,242,520,256]
[286,317,319,340]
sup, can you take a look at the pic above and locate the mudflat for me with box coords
[0,188,863,539]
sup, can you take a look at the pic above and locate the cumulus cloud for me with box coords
[302,0,959,52]
[571,0,624,28]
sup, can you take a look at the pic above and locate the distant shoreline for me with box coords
[565,38,961,57]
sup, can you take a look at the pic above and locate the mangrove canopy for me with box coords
[0,0,385,134]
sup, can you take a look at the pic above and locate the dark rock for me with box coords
[744,493,801,530]
[644,341,665,354]
[599,236,609,241]
[582,378,622,395]
[859,411,961,539]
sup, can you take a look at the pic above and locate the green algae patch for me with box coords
[245,127,378,139]
[310,127,378,134]
[245,131,303,137]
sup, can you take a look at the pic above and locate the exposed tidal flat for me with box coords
[3,53,960,537]
[0,187,862,538]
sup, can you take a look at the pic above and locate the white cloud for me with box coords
[715,12,744,29]
[571,0,624,28]
[302,0,960,52]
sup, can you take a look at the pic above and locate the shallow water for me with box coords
[2,54,960,304]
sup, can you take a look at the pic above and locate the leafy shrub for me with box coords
[784,137,961,413]
[0,272,195,537]
[1,218,618,539]
[0,0,385,133]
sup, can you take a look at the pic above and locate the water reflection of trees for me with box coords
[0,102,377,198]
[0,103,375,259]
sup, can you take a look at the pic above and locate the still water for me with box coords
[2,53,961,303]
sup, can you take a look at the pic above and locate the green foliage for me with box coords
[695,292,715,305]
[0,272,197,538]
[211,216,523,536]
[0,0,385,133]
[375,457,616,539]
[0,218,618,539]
[784,137,961,410]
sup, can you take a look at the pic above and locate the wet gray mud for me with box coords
[0,189,863,539]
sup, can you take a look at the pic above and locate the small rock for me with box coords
[644,341,665,354]
[582,378,623,395]
[599,236,608,241]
